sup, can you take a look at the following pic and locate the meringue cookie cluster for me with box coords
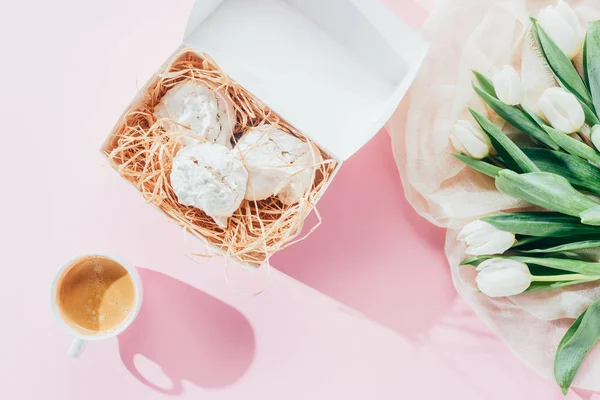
[154,80,235,147]
[169,143,248,228]
[236,125,323,205]
[157,80,322,228]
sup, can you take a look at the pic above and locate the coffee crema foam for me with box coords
[56,255,136,335]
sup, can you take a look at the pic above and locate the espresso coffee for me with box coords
[56,255,136,335]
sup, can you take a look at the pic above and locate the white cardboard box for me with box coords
[183,0,428,161]
[104,0,427,264]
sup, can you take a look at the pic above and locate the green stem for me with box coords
[532,274,590,282]
[577,130,594,148]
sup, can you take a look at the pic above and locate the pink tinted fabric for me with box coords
[0,0,591,398]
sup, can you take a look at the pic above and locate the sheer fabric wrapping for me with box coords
[387,0,600,390]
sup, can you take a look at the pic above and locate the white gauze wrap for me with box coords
[154,80,235,147]
[387,0,600,392]
[170,143,248,228]
[235,125,323,204]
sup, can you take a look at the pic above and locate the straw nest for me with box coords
[103,48,337,266]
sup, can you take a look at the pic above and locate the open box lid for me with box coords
[183,0,427,161]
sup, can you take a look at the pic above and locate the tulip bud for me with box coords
[449,120,492,159]
[539,87,585,134]
[492,66,524,105]
[476,258,532,297]
[591,125,600,150]
[538,0,583,60]
[458,220,516,256]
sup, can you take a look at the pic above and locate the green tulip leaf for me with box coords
[469,108,540,173]
[582,100,600,126]
[525,278,600,294]
[511,236,547,248]
[472,70,497,97]
[555,298,600,394]
[461,254,600,275]
[495,170,598,216]
[584,31,590,89]
[510,256,600,276]
[523,148,600,197]
[515,235,600,251]
[586,22,600,116]
[453,154,502,178]
[542,126,600,165]
[519,240,600,254]
[482,212,600,237]
[580,205,600,226]
[556,310,586,395]
[459,256,491,267]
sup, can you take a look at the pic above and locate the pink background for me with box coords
[0,0,594,398]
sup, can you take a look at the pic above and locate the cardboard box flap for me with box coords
[183,0,427,160]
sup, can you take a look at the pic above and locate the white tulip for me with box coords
[476,258,532,297]
[449,120,492,159]
[539,87,585,134]
[538,0,584,60]
[591,125,600,150]
[492,66,524,105]
[458,220,516,256]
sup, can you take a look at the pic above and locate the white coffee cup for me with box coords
[50,252,143,358]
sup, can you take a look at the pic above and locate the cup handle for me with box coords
[69,338,87,358]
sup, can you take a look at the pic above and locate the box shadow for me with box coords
[273,129,456,340]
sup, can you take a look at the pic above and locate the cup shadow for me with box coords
[118,268,255,395]
[273,130,456,340]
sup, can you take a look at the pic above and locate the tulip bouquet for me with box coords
[450,0,600,394]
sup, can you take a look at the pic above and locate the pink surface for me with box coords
[0,0,595,398]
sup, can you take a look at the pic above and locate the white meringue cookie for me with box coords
[154,80,235,147]
[235,126,323,205]
[170,143,248,228]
